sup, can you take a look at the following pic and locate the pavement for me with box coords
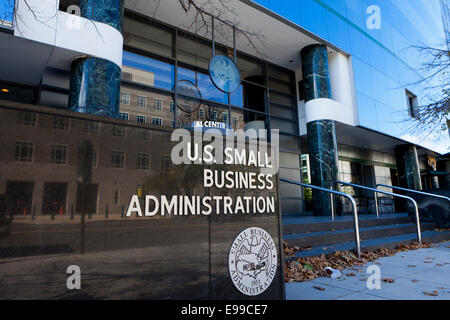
[286,241,450,300]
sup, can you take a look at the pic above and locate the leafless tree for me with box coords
[406,39,449,137]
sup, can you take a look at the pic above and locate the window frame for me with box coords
[14,141,34,163]
[50,144,68,165]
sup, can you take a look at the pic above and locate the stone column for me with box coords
[68,0,124,118]
[301,44,338,216]
[395,145,422,190]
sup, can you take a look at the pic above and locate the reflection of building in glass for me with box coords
[0,104,176,217]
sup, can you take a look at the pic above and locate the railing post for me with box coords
[374,192,379,218]
[105,204,109,219]
[330,186,335,221]
[411,199,422,245]
[349,197,361,258]
[70,205,74,220]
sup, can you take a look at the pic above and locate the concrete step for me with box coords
[284,222,437,248]
[283,213,411,235]
[285,230,450,259]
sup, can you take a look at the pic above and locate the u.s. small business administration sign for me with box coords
[229,227,278,296]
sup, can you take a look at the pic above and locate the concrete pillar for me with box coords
[301,44,338,216]
[68,0,124,118]
[395,145,422,190]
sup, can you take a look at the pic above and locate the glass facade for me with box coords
[120,11,299,153]
[253,0,447,146]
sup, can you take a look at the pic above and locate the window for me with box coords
[122,51,175,89]
[114,190,119,205]
[199,108,205,117]
[50,145,67,165]
[161,156,172,172]
[119,112,129,120]
[152,117,162,126]
[113,125,126,137]
[232,116,239,127]
[18,111,37,126]
[85,121,99,134]
[15,141,34,162]
[138,129,150,140]
[120,92,131,105]
[137,153,150,170]
[111,151,125,168]
[222,113,228,123]
[172,120,175,127]
[54,116,69,130]
[138,96,147,108]
[154,99,163,110]
[137,115,147,123]
[406,90,418,118]
[92,148,98,167]
[170,101,175,113]
[210,111,217,121]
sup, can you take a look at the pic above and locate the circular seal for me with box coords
[228,227,278,296]
[172,79,202,114]
[209,55,241,93]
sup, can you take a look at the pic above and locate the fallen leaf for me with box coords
[424,261,433,263]
[411,280,419,283]
[436,264,444,267]
[346,273,356,277]
[313,286,325,291]
[408,265,416,267]
[425,257,435,260]
[382,278,395,283]
[423,291,438,296]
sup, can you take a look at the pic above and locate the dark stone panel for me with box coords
[301,44,332,102]
[395,145,422,190]
[68,57,121,118]
[307,120,339,216]
[79,0,124,32]
[0,105,284,299]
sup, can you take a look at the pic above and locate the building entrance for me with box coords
[5,181,34,215]
[42,182,68,215]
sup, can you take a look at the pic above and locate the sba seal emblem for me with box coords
[228,227,278,296]
[209,55,241,93]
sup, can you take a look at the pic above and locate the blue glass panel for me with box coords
[267,0,301,25]
[177,67,228,104]
[122,51,174,90]
[325,10,351,53]
[352,57,374,98]
[230,85,244,107]
[376,102,409,138]
[0,0,14,26]
[356,93,378,130]
[300,0,328,40]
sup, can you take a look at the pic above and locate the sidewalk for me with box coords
[286,241,450,300]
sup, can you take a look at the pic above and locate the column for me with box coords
[395,145,422,190]
[301,44,338,216]
[68,0,124,118]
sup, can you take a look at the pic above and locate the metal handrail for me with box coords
[376,184,450,205]
[334,181,421,245]
[280,178,361,258]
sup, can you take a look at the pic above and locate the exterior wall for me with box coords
[253,0,448,153]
